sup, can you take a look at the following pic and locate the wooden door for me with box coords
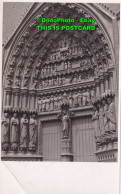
[42,120,61,161]
[72,116,97,162]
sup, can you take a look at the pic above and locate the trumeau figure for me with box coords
[10,113,19,151]
[102,99,109,134]
[29,114,37,151]
[106,98,116,133]
[20,113,29,151]
[1,112,10,151]
[92,106,100,137]
[62,113,70,138]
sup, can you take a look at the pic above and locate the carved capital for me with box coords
[21,89,28,96]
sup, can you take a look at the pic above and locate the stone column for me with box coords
[109,72,114,91]
[29,89,36,110]
[104,72,109,91]
[99,74,104,94]
[5,87,12,106]
[13,88,20,107]
[21,89,28,108]
[95,78,100,98]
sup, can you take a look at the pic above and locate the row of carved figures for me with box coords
[38,91,93,112]
[92,96,116,142]
[46,45,84,63]
[1,112,37,152]
[41,59,91,76]
[39,71,94,89]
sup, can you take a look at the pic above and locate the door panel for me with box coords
[72,116,97,162]
[42,120,61,161]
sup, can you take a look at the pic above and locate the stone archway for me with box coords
[2,3,118,161]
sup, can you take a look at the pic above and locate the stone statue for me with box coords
[58,94,62,110]
[42,97,46,112]
[78,93,82,107]
[29,114,37,151]
[69,93,73,108]
[106,98,116,133]
[92,106,100,137]
[50,96,54,111]
[38,98,42,112]
[102,99,109,134]
[62,113,70,138]
[73,93,78,107]
[20,113,29,151]
[46,96,50,112]
[82,90,87,106]
[10,113,19,151]
[97,103,104,135]
[54,95,58,111]
[1,112,10,151]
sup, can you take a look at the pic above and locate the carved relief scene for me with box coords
[2,3,119,162]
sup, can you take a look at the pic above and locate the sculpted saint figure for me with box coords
[62,113,70,138]
[73,92,78,107]
[20,113,29,151]
[58,94,62,110]
[29,114,37,151]
[78,92,82,107]
[106,98,116,133]
[92,106,100,137]
[46,96,50,112]
[2,112,10,151]
[38,98,42,112]
[10,113,19,151]
[42,97,46,112]
[102,99,109,134]
[54,95,58,111]
[50,95,54,111]
[69,93,73,108]
[97,103,104,134]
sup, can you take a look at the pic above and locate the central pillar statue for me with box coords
[57,93,74,161]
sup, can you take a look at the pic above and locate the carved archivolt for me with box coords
[2,3,117,157]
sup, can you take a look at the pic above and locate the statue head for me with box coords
[13,113,17,118]
[4,112,8,118]
[23,113,27,118]
[32,114,36,119]
[102,99,106,105]
[107,97,112,105]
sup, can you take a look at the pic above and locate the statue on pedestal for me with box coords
[1,112,10,151]
[20,113,29,151]
[10,113,19,151]
[97,102,104,135]
[92,106,100,137]
[106,97,116,133]
[46,96,50,112]
[62,113,70,138]
[29,114,37,151]
[102,99,109,134]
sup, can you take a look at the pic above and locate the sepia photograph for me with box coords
[1,2,119,162]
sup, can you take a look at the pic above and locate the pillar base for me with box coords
[60,153,73,161]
